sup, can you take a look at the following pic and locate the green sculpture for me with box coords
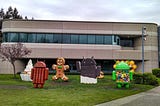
[112,61,133,88]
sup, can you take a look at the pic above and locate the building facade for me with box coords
[0,20,158,74]
[158,26,160,67]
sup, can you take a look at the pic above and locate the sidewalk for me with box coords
[96,86,160,106]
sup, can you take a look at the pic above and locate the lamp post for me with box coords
[142,26,146,74]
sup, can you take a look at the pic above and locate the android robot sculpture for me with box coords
[31,61,49,88]
[76,57,101,84]
[112,61,133,88]
[52,57,69,81]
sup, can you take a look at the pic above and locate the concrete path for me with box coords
[96,86,160,106]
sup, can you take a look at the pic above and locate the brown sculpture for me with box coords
[31,61,49,88]
[52,57,69,81]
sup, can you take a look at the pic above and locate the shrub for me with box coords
[133,72,159,86]
[133,72,143,84]
[143,73,159,86]
[152,68,160,78]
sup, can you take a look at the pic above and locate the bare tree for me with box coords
[0,43,31,78]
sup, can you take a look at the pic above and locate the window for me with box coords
[53,34,62,43]
[28,33,37,43]
[71,34,79,44]
[9,33,19,42]
[117,38,120,45]
[104,35,112,44]
[63,34,71,44]
[2,32,121,46]
[45,34,53,43]
[2,33,8,42]
[112,35,120,45]
[96,35,103,44]
[120,37,134,47]
[79,35,88,44]
[36,34,45,43]
[19,33,28,42]
[88,35,95,44]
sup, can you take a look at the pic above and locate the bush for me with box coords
[143,73,159,86]
[133,72,159,86]
[133,72,143,84]
[152,68,160,78]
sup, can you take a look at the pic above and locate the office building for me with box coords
[0,20,158,74]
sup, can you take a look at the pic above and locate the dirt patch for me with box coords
[50,81,71,86]
[0,85,28,89]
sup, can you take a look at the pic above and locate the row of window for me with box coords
[3,33,119,45]
[2,32,134,47]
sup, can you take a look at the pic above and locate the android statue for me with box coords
[76,57,101,84]
[52,57,69,81]
[31,61,49,88]
[112,61,134,88]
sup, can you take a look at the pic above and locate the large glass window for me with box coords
[19,33,28,42]
[88,35,95,44]
[96,35,103,44]
[71,34,79,44]
[53,34,62,43]
[45,34,53,43]
[104,35,112,44]
[9,33,19,42]
[2,33,8,42]
[2,32,122,46]
[28,33,37,43]
[79,35,88,44]
[62,34,71,44]
[120,37,134,47]
[37,34,45,43]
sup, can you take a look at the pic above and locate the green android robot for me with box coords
[112,61,133,88]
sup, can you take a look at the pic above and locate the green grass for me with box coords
[0,74,156,106]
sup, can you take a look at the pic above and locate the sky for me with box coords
[0,0,160,25]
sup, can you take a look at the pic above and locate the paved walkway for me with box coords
[96,86,160,106]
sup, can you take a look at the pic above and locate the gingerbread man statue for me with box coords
[52,57,69,81]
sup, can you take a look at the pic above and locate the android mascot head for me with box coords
[115,61,130,72]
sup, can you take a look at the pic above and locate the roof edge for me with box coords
[2,19,158,26]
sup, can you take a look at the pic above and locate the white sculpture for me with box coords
[24,59,33,75]
[20,59,33,81]
[80,76,97,84]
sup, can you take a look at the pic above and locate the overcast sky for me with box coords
[1,0,160,25]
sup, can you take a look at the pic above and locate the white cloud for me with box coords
[0,0,160,25]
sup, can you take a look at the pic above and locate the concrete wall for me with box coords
[0,59,25,74]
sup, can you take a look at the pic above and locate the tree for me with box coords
[25,16,28,20]
[0,8,4,19]
[3,6,23,19]
[4,6,13,19]
[0,43,31,78]
[13,7,23,19]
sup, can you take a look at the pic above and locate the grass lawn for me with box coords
[0,74,156,106]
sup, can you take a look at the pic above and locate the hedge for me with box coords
[152,68,160,78]
[133,72,159,86]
